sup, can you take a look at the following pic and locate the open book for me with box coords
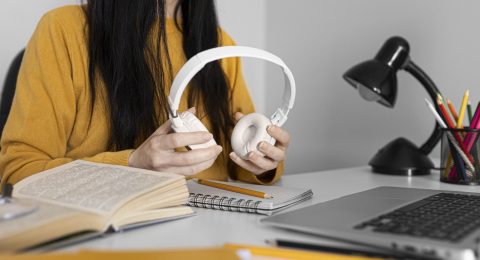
[0,160,193,253]
[187,180,313,215]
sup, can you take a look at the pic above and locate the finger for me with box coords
[153,120,173,135]
[234,112,245,123]
[187,107,196,114]
[168,146,222,166]
[257,141,285,161]
[157,131,213,149]
[247,151,278,171]
[156,108,195,137]
[163,158,217,177]
[229,152,264,174]
[267,125,290,149]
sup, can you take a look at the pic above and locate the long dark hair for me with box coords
[84,0,234,153]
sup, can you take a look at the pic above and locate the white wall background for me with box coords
[266,0,480,174]
[1,1,479,175]
[217,1,267,113]
[0,0,77,89]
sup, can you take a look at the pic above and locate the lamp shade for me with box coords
[343,36,411,108]
[343,60,397,108]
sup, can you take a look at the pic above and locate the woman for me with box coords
[0,0,290,185]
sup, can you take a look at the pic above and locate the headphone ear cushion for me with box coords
[231,113,275,160]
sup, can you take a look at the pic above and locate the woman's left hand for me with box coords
[229,112,290,175]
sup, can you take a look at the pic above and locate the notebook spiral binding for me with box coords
[187,193,262,214]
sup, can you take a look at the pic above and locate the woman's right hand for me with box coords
[128,110,222,176]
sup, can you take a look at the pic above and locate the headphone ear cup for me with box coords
[170,111,217,149]
[231,113,275,160]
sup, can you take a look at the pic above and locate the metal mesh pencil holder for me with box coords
[440,128,480,185]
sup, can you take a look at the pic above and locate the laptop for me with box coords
[261,186,480,260]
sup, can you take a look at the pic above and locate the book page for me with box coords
[0,198,106,252]
[0,199,80,240]
[14,161,183,215]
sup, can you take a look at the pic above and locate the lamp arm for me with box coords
[404,61,442,155]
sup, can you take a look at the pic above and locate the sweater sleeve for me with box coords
[221,32,284,185]
[0,12,133,185]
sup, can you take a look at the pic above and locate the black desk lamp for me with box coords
[343,36,442,176]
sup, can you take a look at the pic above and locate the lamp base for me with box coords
[369,137,434,176]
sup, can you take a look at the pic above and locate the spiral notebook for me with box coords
[186,180,313,215]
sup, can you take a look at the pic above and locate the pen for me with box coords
[196,179,273,199]
[266,239,410,259]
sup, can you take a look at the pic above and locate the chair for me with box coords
[0,50,25,137]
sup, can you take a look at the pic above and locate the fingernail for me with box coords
[258,142,266,151]
[204,133,213,139]
[267,125,275,132]
[248,152,255,160]
[216,146,223,153]
[229,152,237,158]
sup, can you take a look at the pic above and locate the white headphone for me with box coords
[168,46,296,160]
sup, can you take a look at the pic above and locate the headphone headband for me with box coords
[168,46,296,126]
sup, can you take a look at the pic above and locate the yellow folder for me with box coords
[1,244,384,260]
[0,248,239,260]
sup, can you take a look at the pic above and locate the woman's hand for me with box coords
[229,112,290,175]
[128,108,223,176]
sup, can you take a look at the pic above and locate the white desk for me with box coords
[63,167,480,251]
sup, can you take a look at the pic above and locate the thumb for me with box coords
[187,107,196,114]
[234,112,245,123]
[155,107,195,135]
[154,119,172,135]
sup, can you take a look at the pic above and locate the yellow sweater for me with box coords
[0,6,283,185]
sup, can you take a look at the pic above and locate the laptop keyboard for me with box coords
[354,193,480,242]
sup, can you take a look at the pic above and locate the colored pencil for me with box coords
[196,179,273,199]
[425,99,475,174]
[448,140,467,181]
[450,91,469,175]
[436,95,475,163]
[447,98,459,122]
[465,103,480,151]
[426,98,449,128]
[461,102,480,182]
[468,101,473,125]
[444,155,454,179]
[445,92,469,175]
[456,90,469,129]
